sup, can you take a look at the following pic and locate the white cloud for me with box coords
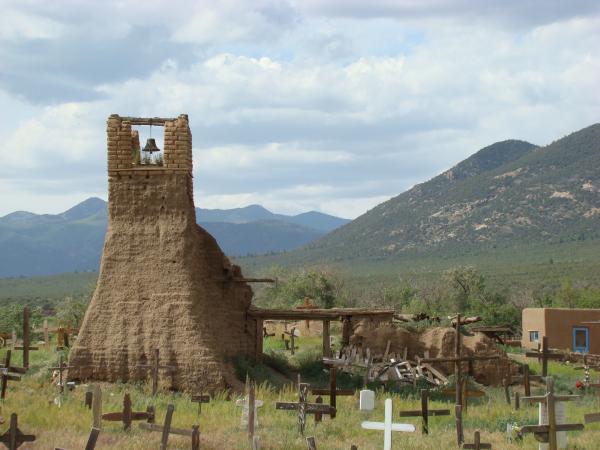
[0,1,599,220]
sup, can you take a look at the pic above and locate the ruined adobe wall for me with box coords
[68,114,256,393]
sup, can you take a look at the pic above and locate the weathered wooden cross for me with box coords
[584,377,600,426]
[461,430,492,449]
[276,383,334,434]
[54,427,100,450]
[137,348,176,395]
[48,355,73,394]
[235,377,264,440]
[0,413,36,450]
[455,404,464,445]
[418,314,498,408]
[101,393,155,431]
[191,393,210,416]
[398,389,450,435]
[525,336,563,377]
[139,404,200,450]
[0,351,25,400]
[13,308,38,369]
[521,377,583,450]
[361,398,415,450]
[283,327,299,355]
[440,379,485,411]
[510,363,542,397]
[310,366,354,419]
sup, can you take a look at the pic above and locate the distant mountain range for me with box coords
[0,200,349,277]
[298,123,600,262]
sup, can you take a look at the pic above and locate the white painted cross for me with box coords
[361,398,415,450]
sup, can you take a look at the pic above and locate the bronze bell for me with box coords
[142,138,160,153]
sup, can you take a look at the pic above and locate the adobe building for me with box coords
[67,114,257,392]
[521,308,600,354]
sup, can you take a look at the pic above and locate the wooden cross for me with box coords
[440,379,485,411]
[310,366,354,419]
[525,336,563,377]
[276,383,334,434]
[191,393,210,416]
[305,437,358,450]
[418,313,498,408]
[262,327,275,338]
[584,377,600,425]
[235,377,264,439]
[101,393,155,431]
[0,351,25,400]
[91,385,102,429]
[0,413,36,450]
[282,328,299,355]
[461,430,491,449]
[139,404,200,450]
[398,389,450,435]
[13,308,38,369]
[520,377,583,450]
[54,427,100,450]
[48,355,73,394]
[510,363,542,397]
[84,385,93,410]
[137,348,176,395]
[361,398,415,450]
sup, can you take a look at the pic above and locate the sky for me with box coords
[0,1,599,219]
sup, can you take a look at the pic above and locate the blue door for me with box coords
[573,327,589,353]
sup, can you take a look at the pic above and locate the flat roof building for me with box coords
[522,308,600,354]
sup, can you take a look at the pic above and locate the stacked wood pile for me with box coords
[323,344,448,386]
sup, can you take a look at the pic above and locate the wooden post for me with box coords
[455,313,462,408]
[322,320,331,358]
[160,405,174,450]
[330,367,337,419]
[92,385,102,429]
[342,318,352,346]
[256,319,263,362]
[503,378,510,404]
[85,386,93,410]
[455,404,463,446]
[462,430,492,449]
[306,437,317,450]
[137,348,176,395]
[547,377,557,450]
[542,336,549,377]
[248,379,256,440]
[515,392,520,410]
[524,364,531,397]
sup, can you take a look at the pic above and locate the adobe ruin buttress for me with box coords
[67,114,257,392]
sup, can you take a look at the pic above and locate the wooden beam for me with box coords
[119,117,176,126]
[247,307,394,321]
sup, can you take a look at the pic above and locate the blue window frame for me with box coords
[573,327,589,353]
[529,331,539,342]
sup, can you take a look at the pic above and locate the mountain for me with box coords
[0,199,348,277]
[298,124,600,262]
[195,205,349,232]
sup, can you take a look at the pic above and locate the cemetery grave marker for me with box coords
[455,404,464,445]
[235,377,263,441]
[101,393,155,431]
[13,308,38,369]
[360,389,375,411]
[0,414,35,450]
[440,379,485,411]
[398,389,450,435]
[137,348,176,395]
[85,386,93,410]
[0,351,25,400]
[525,337,563,377]
[361,398,415,450]
[310,366,354,419]
[54,427,100,450]
[510,363,543,397]
[139,404,200,450]
[461,430,491,449]
[276,383,334,434]
[191,393,210,416]
[282,327,299,355]
[584,377,600,425]
[521,377,583,450]
[48,354,73,393]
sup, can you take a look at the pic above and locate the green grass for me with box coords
[2,338,600,449]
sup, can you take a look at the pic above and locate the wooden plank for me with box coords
[139,423,195,437]
[160,405,174,450]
